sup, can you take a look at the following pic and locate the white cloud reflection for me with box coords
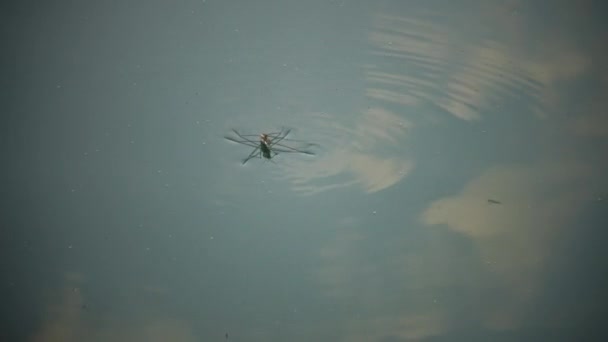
[366,11,591,122]
[29,273,199,342]
[311,2,607,338]
[315,217,450,341]
[280,108,413,195]
[421,162,596,330]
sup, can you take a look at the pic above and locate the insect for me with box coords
[224,128,317,164]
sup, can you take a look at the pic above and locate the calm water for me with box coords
[3,0,607,341]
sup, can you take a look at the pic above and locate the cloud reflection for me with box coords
[421,162,596,329]
[29,273,199,342]
[366,11,590,122]
[280,108,412,195]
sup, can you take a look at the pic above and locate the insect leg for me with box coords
[269,128,292,146]
[224,135,259,148]
[231,129,262,145]
[242,147,260,165]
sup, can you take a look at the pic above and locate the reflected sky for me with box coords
[3,0,607,341]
